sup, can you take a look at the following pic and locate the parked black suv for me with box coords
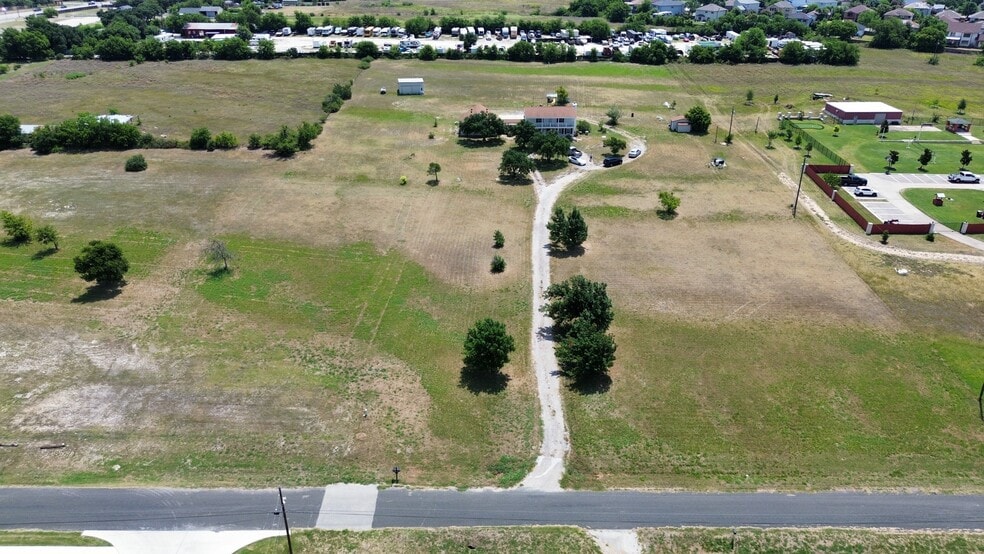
[603,156,623,168]
[840,173,867,186]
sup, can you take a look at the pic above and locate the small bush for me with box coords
[65,72,87,80]
[881,230,890,244]
[399,175,408,186]
[247,134,262,150]
[210,132,239,150]
[493,230,504,248]
[491,255,506,273]
[428,132,435,139]
[925,232,935,242]
[0,65,8,75]
[189,127,211,150]
[358,58,371,69]
[124,154,147,172]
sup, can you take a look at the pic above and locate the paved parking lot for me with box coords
[855,172,984,225]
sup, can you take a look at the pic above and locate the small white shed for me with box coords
[397,78,424,96]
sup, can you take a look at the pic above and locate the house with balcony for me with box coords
[524,106,577,137]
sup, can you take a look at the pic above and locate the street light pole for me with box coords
[792,153,811,218]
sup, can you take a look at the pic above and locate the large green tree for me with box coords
[512,120,538,150]
[543,275,613,338]
[531,132,569,161]
[556,319,617,381]
[73,240,129,286]
[499,149,535,179]
[459,111,506,141]
[1,211,33,243]
[603,135,626,155]
[462,318,516,374]
[0,114,22,150]
[685,105,712,134]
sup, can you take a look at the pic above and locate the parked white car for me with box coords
[627,148,641,158]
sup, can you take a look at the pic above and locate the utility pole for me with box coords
[727,107,735,139]
[276,487,294,554]
[792,153,811,218]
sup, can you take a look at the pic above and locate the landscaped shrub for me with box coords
[124,154,147,172]
[248,134,262,150]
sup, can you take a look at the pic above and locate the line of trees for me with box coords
[544,275,617,382]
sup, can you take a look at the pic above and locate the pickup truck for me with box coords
[840,173,867,186]
[948,171,980,183]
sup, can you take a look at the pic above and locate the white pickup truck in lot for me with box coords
[947,171,980,183]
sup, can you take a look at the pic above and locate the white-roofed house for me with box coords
[903,2,932,16]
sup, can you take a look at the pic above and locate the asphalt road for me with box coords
[0,487,324,531]
[2,487,983,531]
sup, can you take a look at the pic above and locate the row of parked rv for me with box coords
[305,25,415,39]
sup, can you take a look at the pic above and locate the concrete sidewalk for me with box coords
[0,530,283,554]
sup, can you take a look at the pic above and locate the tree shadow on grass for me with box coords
[565,372,612,395]
[459,365,510,394]
[535,159,567,172]
[456,138,505,148]
[207,266,232,280]
[71,284,124,304]
[427,179,440,187]
[656,210,678,221]
[547,245,585,259]
[498,175,533,186]
[31,247,58,260]
[1,238,31,248]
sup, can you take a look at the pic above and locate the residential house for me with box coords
[694,3,727,21]
[811,0,839,9]
[790,11,818,24]
[844,5,871,20]
[669,116,691,133]
[181,22,237,38]
[968,10,984,22]
[523,106,577,137]
[883,8,914,22]
[944,19,983,47]
[903,2,932,16]
[726,0,761,12]
[935,9,963,21]
[652,0,686,15]
[177,6,224,19]
[768,0,797,18]
[786,0,808,9]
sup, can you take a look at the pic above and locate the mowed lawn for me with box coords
[791,122,983,174]
[0,59,544,487]
[901,188,984,230]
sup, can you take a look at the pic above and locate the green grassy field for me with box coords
[792,122,983,174]
[901,188,984,230]
[236,527,601,554]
